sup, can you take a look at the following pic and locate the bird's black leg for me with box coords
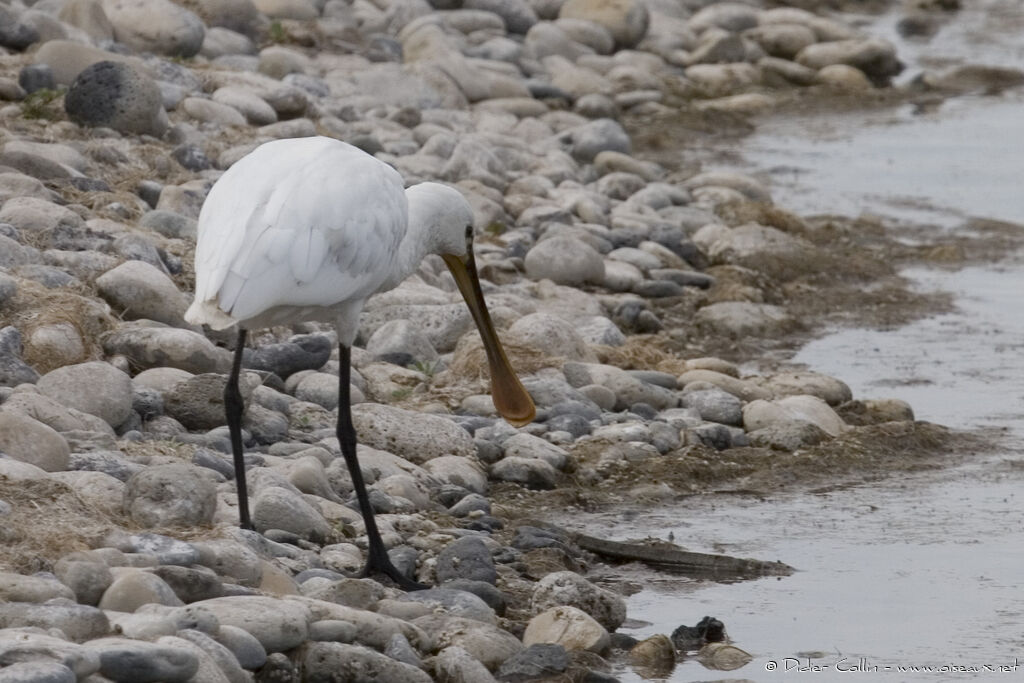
[226,328,253,531]
[337,343,427,591]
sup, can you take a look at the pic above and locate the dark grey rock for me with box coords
[435,536,497,585]
[14,264,76,288]
[192,448,235,479]
[53,559,113,606]
[214,625,267,671]
[64,61,168,137]
[439,579,507,616]
[691,423,734,450]
[545,413,592,438]
[448,493,490,517]
[564,118,631,163]
[633,279,685,298]
[386,546,420,583]
[137,180,163,209]
[0,326,40,387]
[18,64,55,94]
[69,450,145,481]
[90,638,199,682]
[172,144,212,171]
[496,643,569,681]
[132,385,164,420]
[150,566,224,603]
[0,7,39,51]
[511,526,577,555]
[648,268,714,289]
[365,35,403,63]
[383,633,422,669]
[243,334,332,379]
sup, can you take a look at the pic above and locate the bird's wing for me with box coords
[192,138,408,322]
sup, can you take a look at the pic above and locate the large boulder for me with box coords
[64,61,168,137]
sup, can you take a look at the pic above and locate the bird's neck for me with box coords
[381,188,446,292]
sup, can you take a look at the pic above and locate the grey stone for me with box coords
[398,588,496,623]
[531,571,626,630]
[366,319,439,366]
[175,630,249,683]
[102,0,206,57]
[0,602,110,641]
[64,61,168,137]
[191,596,311,652]
[0,411,70,471]
[0,630,99,679]
[124,463,218,527]
[244,334,331,379]
[564,118,631,163]
[54,558,113,605]
[99,573,185,614]
[252,486,330,542]
[435,645,497,682]
[138,210,197,239]
[351,403,475,464]
[68,450,142,481]
[164,373,245,431]
[490,457,559,490]
[87,637,199,683]
[212,624,266,670]
[436,536,497,585]
[299,642,432,683]
[0,327,40,387]
[359,302,472,353]
[102,322,231,374]
[682,387,743,426]
[411,614,523,670]
[496,643,570,682]
[559,0,649,48]
[96,260,191,328]
[525,236,605,286]
[0,661,76,683]
[33,361,126,428]
[694,302,795,339]
[149,566,224,603]
[523,605,609,653]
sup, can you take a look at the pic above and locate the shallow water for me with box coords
[588,5,1024,680]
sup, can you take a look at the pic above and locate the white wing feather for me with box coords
[189,137,407,327]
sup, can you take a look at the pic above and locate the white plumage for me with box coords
[185,136,533,588]
[186,136,467,343]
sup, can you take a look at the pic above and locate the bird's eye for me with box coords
[464,225,473,250]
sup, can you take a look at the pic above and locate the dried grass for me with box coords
[445,334,562,380]
[590,334,688,373]
[0,279,117,373]
[0,477,127,573]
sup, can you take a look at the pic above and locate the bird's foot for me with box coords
[355,549,429,592]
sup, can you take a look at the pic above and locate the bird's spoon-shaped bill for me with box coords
[442,253,536,427]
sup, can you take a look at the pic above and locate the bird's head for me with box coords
[407,184,535,428]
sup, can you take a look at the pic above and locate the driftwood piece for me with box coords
[524,520,795,580]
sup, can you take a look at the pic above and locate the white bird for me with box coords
[185,136,535,590]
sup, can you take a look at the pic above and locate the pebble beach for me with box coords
[0,0,1013,681]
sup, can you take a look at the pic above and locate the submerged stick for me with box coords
[524,520,795,580]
